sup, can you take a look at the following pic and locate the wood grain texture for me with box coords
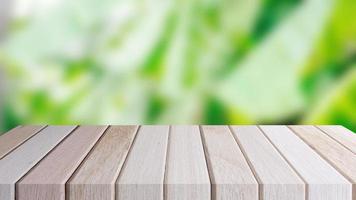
[201,125,258,200]
[261,125,352,200]
[290,125,356,200]
[231,125,305,200]
[17,126,108,200]
[0,125,76,200]
[165,125,210,200]
[317,125,356,154]
[67,125,138,200]
[117,125,169,200]
[0,125,45,159]
[0,125,353,200]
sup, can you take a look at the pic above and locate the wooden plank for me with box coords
[17,125,108,200]
[317,125,356,154]
[0,125,46,159]
[201,125,258,200]
[230,125,305,200]
[290,125,356,200]
[0,125,76,200]
[117,125,169,200]
[67,125,138,200]
[165,125,210,200]
[261,125,352,200]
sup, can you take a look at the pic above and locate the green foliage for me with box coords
[145,94,167,124]
[1,105,22,133]
[305,68,356,132]
[0,0,355,132]
[204,97,229,124]
[140,11,178,79]
[252,0,301,41]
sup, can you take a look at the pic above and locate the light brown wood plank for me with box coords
[201,125,258,200]
[0,125,45,159]
[0,126,76,200]
[290,125,356,200]
[317,125,356,154]
[261,125,352,200]
[231,125,305,200]
[17,125,108,200]
[165,125,210,200]
[117,125,169,200]
[67,125,138,200]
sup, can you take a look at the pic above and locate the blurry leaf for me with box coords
[216,36,252,78]
[9,18,30,32]
[199,1,220,29]
[300,0,356,103]
[49,83,92,123]
[139,7,178,78]
[1,105,21,134]
[203,96,229,124]
[187,0,262,82]
[305,67,356,132]
[62,57,104,81]
[252,0,301,41]
[1,0,356,129]
[28,90,53,115]
[203,96,251,124]
[145,94,167,123]
[105,22,136,50]
[301,58,355,103]
[218,0,334,122]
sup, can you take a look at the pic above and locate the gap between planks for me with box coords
[65,126,111,199]
[163,125,171,200]
[262,125,352,200]
[0,125,354,200]
[228,125,263,199]
[231,126,305,200]
[257,126,309,200]
[0,126,78,200]
[315,125,356,155]
[0,125,47,160]
[289,125,356,200]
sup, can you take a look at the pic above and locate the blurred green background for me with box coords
[0,0,355,133]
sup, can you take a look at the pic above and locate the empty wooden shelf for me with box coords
[0,125,355,200]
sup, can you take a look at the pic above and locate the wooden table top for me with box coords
[0,125,355,200]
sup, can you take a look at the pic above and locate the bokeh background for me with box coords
[0,0,355,133]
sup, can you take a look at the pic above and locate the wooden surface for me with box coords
[165,125,210,200]
[201,126,258,200]
[0,125,355,200]
[261,125,351,200]
[117,125,169,200]
[290,125,356,200]
[231,126,305,200]
[68,126,138,200]
[17,126,108,200]
[0,126,76,200]
[317,125,356,154]
[0,125,45,159]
